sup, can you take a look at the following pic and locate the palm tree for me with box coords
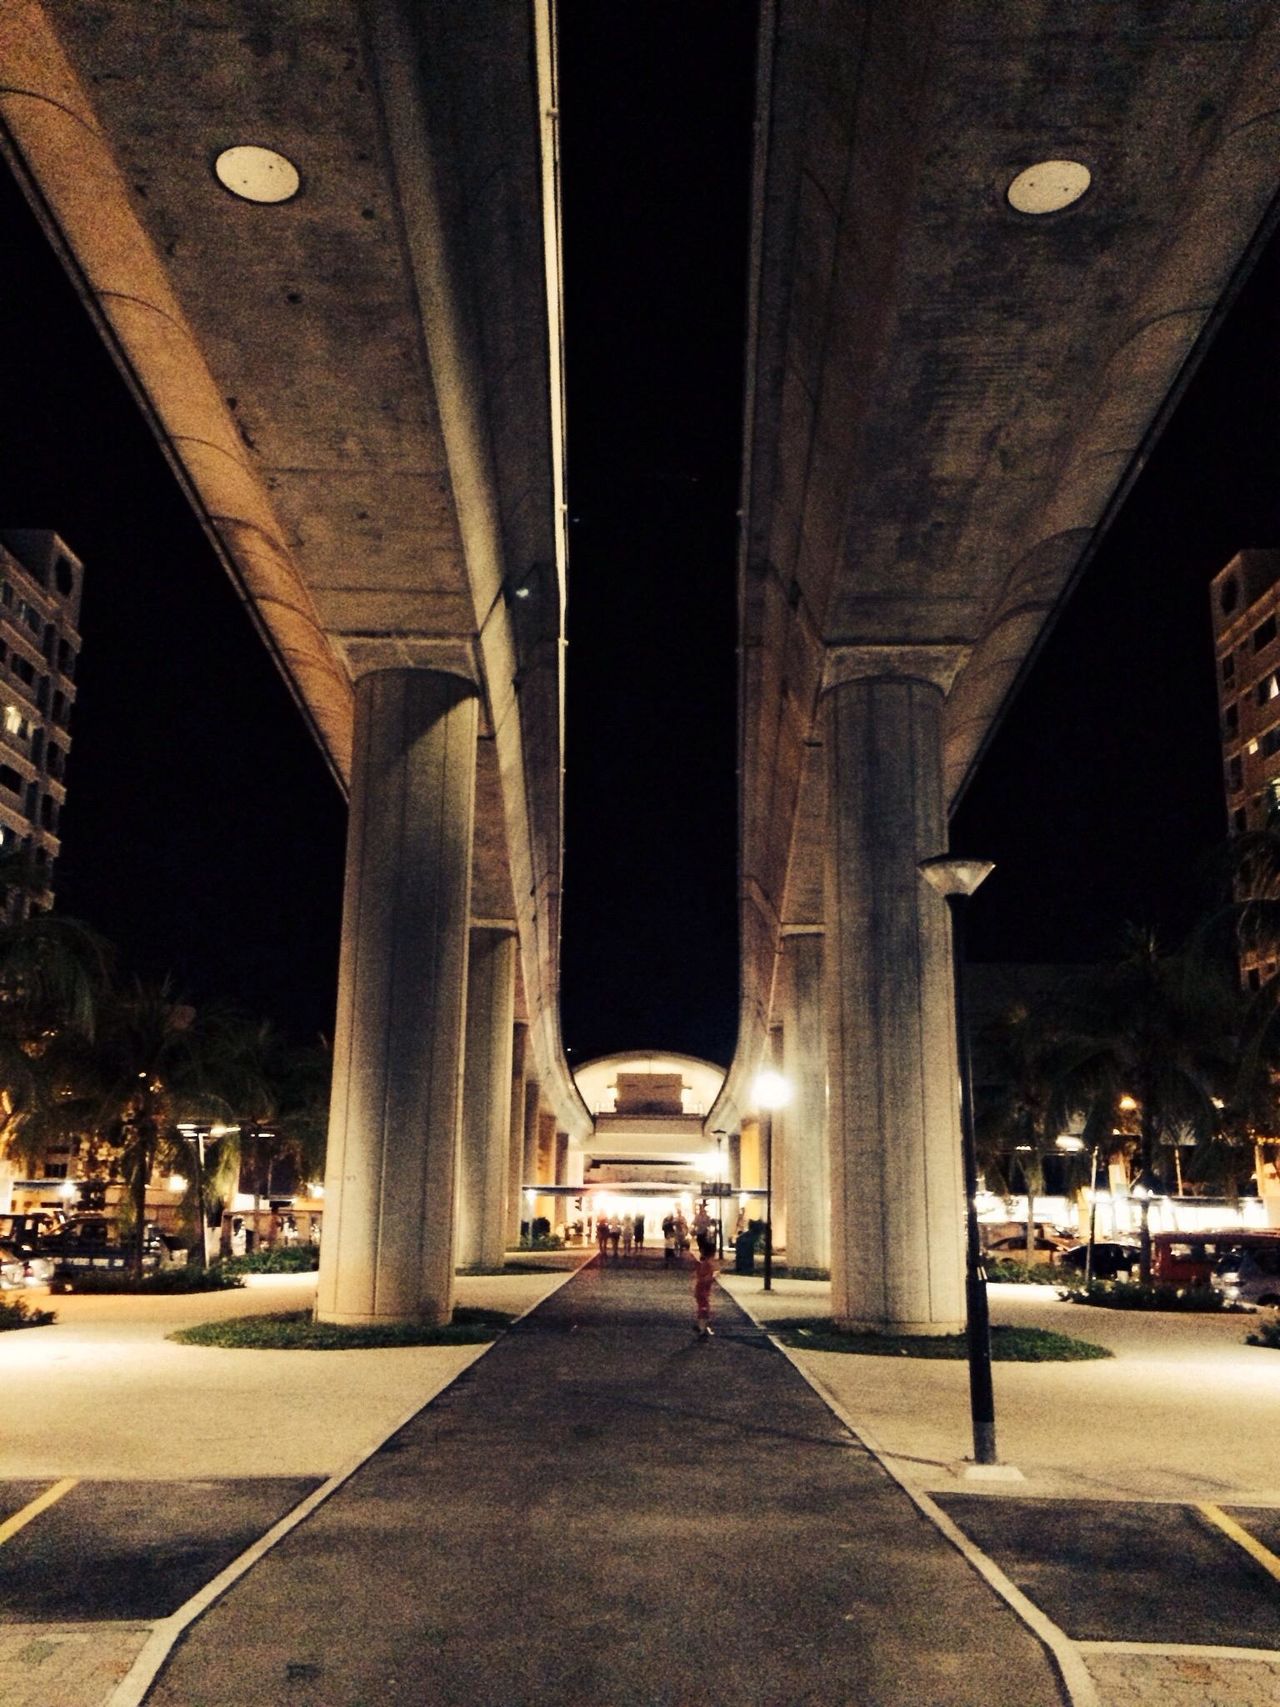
[72,979,235,1275]
[0,908,109,1179]
[975,1001,1073,1263]
[1056,927,1238,1282]
[193,1017,330,1245]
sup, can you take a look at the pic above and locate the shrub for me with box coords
[518,1234,565,1251]
[223,1246,319,1274]
[58,1267,244,1295]
[1068,1279,1236,1312]
[0,1295,56,1329]
[1246,1318,1280,1349]
[986,1257,1055,1285]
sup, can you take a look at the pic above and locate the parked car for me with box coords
[1213,1235,1280,1307]
[1056,1240,1139,1280]
[0,1238,55,1289]
[984,1231,1073,1267]
[0,1211,62,1258]
[39,1216,160,1276]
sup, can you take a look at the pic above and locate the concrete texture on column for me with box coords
[824,673,965,1333]
[780,932,829,1274]
[456,927,517,1272]
[317,669,477,1327]
[505,1023,528,1248]
[521,1080,540,1235]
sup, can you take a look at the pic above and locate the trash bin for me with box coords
[734,1227,759,1275]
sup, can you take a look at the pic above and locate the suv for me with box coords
[1214,1238,1280,1307]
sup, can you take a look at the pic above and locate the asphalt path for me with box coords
[138,1254,1062,1707]
[4,1261,1276,1702]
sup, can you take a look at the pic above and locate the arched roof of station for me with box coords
[572,1052,727,1119]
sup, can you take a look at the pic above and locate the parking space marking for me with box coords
[1197,1501,1280,1585]
[0,1477,76,1546]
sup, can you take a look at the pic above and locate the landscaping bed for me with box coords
[169,1304,515,1350]
[769,1319,1111,1361]
[1066,1279,1244,1312]
[55,1266,244,1295]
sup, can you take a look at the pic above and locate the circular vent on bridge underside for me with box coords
[1006,159,1091,215]
[213,145,301,204]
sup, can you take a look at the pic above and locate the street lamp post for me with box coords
[1057,1134,1100,1289]
[919,853,997,1467]
[713,1130,726,1258]
[754,1070,791,1294]
[177,1122,232,1269]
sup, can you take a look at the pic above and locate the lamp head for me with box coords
[918,854,995,899]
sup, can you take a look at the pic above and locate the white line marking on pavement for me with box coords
[1077,1641,1280,1661]
[105,1262,585,1707]
[761,1331,1098,1707]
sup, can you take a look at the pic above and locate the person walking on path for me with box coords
[621,1214,634,1257]
[693,1236,717,1337]
[662,1213,676,1266]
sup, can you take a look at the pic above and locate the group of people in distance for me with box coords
[594,1212,644,1257]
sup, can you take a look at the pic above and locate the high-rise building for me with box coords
[0,530,82,913]
[1211,548,1280,985]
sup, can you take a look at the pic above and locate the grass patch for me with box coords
[57,1266,245,1295]
[168,1304,515,1350]
[1068,1280,1242,1313]
[770,1318,1111,1361]
[1247,1318,1280,1349]
[223,1247,319,1274]
[0,1295,56,1329]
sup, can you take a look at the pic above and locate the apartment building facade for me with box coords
[1211,548,1280,985]
[0,530,81,912]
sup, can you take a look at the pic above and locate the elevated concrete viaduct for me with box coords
[711,0,1280,1330]
[4,3,1280,1332]
[0,0,589,1323]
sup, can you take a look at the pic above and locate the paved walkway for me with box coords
[140,1255,1065,1707]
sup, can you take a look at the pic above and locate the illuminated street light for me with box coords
[753,1070,791,1293]
[919,852,997,1466]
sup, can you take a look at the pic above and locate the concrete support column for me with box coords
[317,669,478,1326]
[769,1023,787,1252]
[505,1023,528,1248]
[456,927,517,1272]
[521,1079,540,1237]
[823,657,966,1333]
[780,931,829,1275]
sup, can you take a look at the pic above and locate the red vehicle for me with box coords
[1150,1229,1280,1287]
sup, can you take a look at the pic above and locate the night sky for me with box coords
[0,6,1276,1065]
